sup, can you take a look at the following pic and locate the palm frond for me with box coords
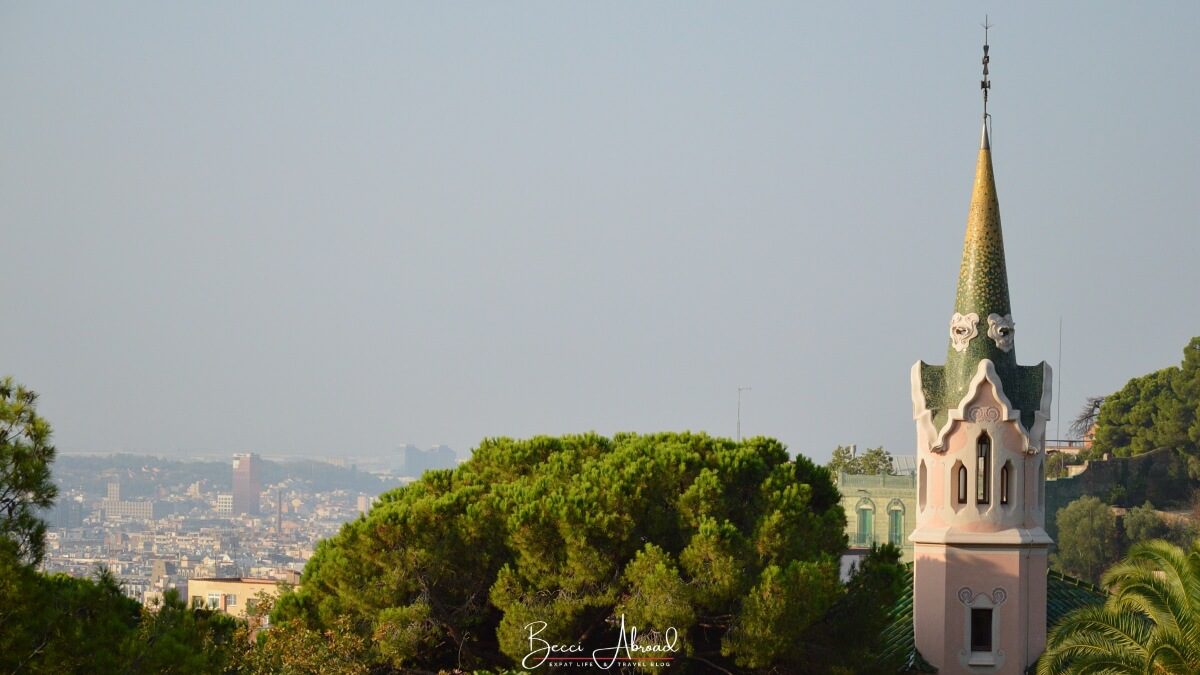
[1043,540,1200,675]
[1106,573,1189,638]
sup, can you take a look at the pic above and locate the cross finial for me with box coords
[981,16,993,121]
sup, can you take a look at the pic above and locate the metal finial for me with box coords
[981,16,993,121]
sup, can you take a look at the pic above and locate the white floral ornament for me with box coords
[949,312,979,352]
[987,313,1015,352]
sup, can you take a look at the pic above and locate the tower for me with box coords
[232,453,262,515]
[909,29,1053,674]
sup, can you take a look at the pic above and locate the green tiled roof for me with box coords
[879,564,1107,673]
[1045,568,1108,621]
[878,564,936,672]
[919,361,1047,435]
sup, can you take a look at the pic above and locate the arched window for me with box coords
[957,464,968,504]
[888,499,905,546]
[976,433,991,504]
[1000,461,1011,505]
[855,498,875,547]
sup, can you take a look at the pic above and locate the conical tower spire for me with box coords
[942,32,1017,399]
[912,19,1049,442]
[946,123,1014,358]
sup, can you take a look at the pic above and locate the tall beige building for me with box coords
[232,453,262,515]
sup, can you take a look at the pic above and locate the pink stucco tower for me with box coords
[908,77,1054,670]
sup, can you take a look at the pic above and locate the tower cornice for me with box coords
[912,359,1053,455]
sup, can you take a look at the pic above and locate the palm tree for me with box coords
[1038,540,1200,674]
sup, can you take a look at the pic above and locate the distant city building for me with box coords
[45,497,84,528]
[43,453,394,617]
[356,494,372,515]
[100,482,168,521]
[232,453,262,515]
[187,575,296,620]
[400,444,456,477]
[151,559,177,585]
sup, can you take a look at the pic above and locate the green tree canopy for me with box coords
[1039,539,1200,675]
[827,445,894,476]
[1052,496,1120,585]
[0,545,241,674]
[1091,336,1200,474]
[234,592,372,675]
[0,377,57,564]
[274,432,905,673]
[1122,501,1168,545]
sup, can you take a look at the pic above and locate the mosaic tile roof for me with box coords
[915,126,1048,433]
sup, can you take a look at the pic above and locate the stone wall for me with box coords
[1044,447,1192,541]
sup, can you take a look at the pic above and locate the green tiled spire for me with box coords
[917,123,1047,433]
[944,124,1016,389]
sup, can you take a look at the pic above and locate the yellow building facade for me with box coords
[186,575,297,620]
[837,472,917,563]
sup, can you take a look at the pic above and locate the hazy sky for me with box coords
[2,3,1197,463]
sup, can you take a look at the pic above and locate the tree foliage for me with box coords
[129,589,241,674]
[1039,539,1200,675]
[827,445,895,476]
[234,592,372,675]
[0,538,241,673]
[0,377,57,565]
[1091,337,1200,474]
[1052,496,1120,584]
[1122,501,1169,545]
[1123,502,1196,556]
[274,432,905,673]
[0,541,136,673]
[0,377,240,674]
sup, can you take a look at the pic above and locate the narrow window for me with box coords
[889,508,903,546]
[918,460,927,510]
[1038,462,1045,508]
[976,433,991,504]
[957,465,968,504]
[1000,463,1010,505]
[971,607,993,652]
[857,507,874,546]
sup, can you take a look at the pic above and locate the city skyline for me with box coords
[2,4,1197,463]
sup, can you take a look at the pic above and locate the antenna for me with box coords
[981,16,993,124]
[1057,317,1063,444]
[737,386,752,442]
